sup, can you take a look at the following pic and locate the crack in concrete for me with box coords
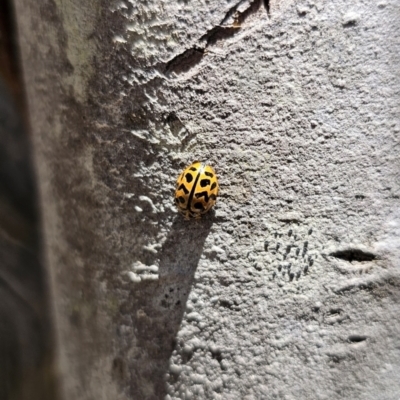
[161,0,266,76]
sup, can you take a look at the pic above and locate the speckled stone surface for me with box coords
[14,0,400,399]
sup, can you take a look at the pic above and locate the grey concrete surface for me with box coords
[14,0,400,399]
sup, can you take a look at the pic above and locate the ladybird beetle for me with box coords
[174,161,219,219]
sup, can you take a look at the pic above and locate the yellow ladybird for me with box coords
[175,161,219,219]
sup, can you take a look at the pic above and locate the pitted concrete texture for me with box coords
[14,0,400,399]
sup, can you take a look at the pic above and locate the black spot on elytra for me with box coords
[185,173,193,183]
[189,167,197,171]
[211,182,217,190]
[204,171,214,177]
[177,183,189,194]
[195,191,209,202]
[193,202,205,210]
[178,196,185,204]
[200,179,211,187]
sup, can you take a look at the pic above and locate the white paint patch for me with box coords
[126,261,159,283]
[342,11,360,25]
[139,195,157,213]
[113,35,127,44]
[143,243,162,254]
[127,271,141,283]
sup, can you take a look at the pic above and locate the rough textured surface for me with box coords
[14,0,400,399]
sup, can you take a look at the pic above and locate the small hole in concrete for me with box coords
[348,335,367,343]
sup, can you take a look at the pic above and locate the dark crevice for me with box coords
[326,309,342,317]
[343,20,357,28]
[165,47,204,75]
[199,26,240,47]
[348,335,367,343]
[220,0,248,25]
[211,349,223,363]
[278,216,302,223]
[164,0,265,75]
[329,249,377,263]
[219,299,231,308]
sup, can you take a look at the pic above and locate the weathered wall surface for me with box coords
[14,0,400,399]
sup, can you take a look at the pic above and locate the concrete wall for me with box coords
[14,0,400,399]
